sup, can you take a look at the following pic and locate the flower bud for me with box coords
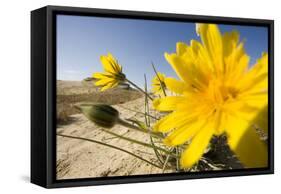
[76,103,119,128]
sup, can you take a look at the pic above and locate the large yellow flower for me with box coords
[152,72,167,95]
[93,53,126,91]
[153,24,268,169]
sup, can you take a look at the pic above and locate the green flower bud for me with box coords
[76,103,119,128]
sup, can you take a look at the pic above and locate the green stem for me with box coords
[162,151,171,172]
[144,74,151,126]
[98,125,173,157]
[126,78,153,100]
[57,133,162,169]
[118,105,159,120]
[176,146,180,171]
[150,136,165,165]
[117,118,163,139]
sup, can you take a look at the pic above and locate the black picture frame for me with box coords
[31,5,274,188]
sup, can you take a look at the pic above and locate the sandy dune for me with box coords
[57,80,142,123]
[56,97,172,180]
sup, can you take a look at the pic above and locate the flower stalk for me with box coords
[125,78,153,100]
[97,125,172,156]
[117,118,163,139]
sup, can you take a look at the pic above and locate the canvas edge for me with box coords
[30,6,48,188]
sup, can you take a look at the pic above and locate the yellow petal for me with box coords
[190,39,213,73]
[152,85,161,93]
[238,105,268,137]
[153,111,197,133]
[180,123,214,168]
[238,53,268,93]
[165,50,209,90]
[152,72,166,94]
[92,72,103,79]
[107,52,122,72]
[152,72,165,84]
[93,72,112,79]
[164,53,190,83]
[163,118,205,146]
[238,92,268,112]
[176,42,188,56]
[222,30,239,57]
[100,56,114,73]
[100,81,118,91]
[228,42,248,73]
[213,110,227,135]
[253,105,268,135]
[100,53,122,74]
[95,78,114,86]
[251,52,268,75]
[186,40,214,84]
[153,96,185,111]
[189,40,201,56]
[226,48,249,83]
[164,77,189,94]
[226,113,268,168]
[196,24,224,74]
[153,114,172,133]
[226,98,268,131]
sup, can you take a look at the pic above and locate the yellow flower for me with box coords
[93,53,126,91]
[152,72,167,95]
[153,24,268,169]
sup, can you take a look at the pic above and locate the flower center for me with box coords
[206,79,239,108]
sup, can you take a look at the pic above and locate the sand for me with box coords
[56,95,172,180]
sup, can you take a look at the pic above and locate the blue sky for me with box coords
[57,15,268,88]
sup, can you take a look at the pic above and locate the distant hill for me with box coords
[57,80,142,123]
